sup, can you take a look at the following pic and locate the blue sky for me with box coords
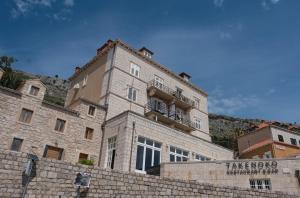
[1,0,299,122]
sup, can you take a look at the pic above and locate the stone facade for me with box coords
[66,40,211,141]
[0,79,105,165]
[161,158,300,194]
[100,111,233,172]
[0,149,298,198]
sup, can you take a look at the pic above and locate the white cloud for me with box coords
[261,0,270,10]
[266,88,276,95]
[52,8,72,21]
[213,0,224,7]
[11,0,56,17]
[64,0,74,7]
[208,87,260,115]
[219,32,232,40]
[270,0,280,4]
[261,0,281,10]
[11,0,74,19]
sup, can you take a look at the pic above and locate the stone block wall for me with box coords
[0,149,299,198]
[0,80,105,165]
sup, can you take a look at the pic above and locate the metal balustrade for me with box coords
[145,101,196,131]
[147,80,195,108]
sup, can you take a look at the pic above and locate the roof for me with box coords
[17,78,47,90]
[69,39,208,96]
[139,47,154,55]
[42,101,80,116]
[0,85,22,96]
[241,139,273,154]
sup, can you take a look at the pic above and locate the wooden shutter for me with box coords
[45,146,63,160]
[79,153,88,161]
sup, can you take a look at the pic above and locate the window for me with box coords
[169,146,188,162]
[82,75,88,87]
[127,87,137,102]
[290,138,297,146]
[175,87,183,96]
[136,136,161,172]
[79,153,88,162]
[144,51,152,58]
[154,75,164,89]
[19,108,33,123]
[29,86,40,96]
[107,136,117,169]
[195,154,211,161]
[263,151,272,159]
[88,105,96,116]
[278,135,284,142]
[249,179,271,190]
[10,138,23,152]
[194,97,200,109]
[151,98,166,114]
[130,63,140,78]
[43,145,64,160]
[85,127,94,140]
[54,118,66,132]
[195,118,201,129]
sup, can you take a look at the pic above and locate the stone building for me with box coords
[65,39,233,172]
[0,39,232,172]
[0,78,105,164]
[238,122,300,159]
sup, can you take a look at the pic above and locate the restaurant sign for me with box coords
[226,161,278,175]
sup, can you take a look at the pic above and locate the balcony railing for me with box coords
[145,101,196,132]
[147,80,195,109]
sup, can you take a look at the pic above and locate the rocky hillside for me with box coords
[6,70,300,150]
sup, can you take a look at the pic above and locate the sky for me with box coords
[0,0,299,123]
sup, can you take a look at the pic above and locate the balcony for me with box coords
[144,102,196,132]
[147,80,195,110]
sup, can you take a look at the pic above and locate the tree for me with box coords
[0,56,16,69]
[0,56,29,89]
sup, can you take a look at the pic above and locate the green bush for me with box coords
[79,159,94,166]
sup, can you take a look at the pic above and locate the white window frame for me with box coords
[169,146,189,162]
[249,179,271,190]
[127,86,137,102]
[136,136,161,172]
[130,62,141,78]
[194,117,201,129]
[194,97,200,109]
[82,75,88,87]
[194,153,211,161]
[154,75,164,89]
[107,136,117,169]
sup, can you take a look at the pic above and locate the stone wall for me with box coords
[0,79,105,165]
[161,158,300,194]
[0,149,298,198]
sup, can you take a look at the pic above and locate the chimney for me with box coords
[97,39,114,55]
[139,47,153,59]
[75,66,81,74]
[179,72,191,82]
